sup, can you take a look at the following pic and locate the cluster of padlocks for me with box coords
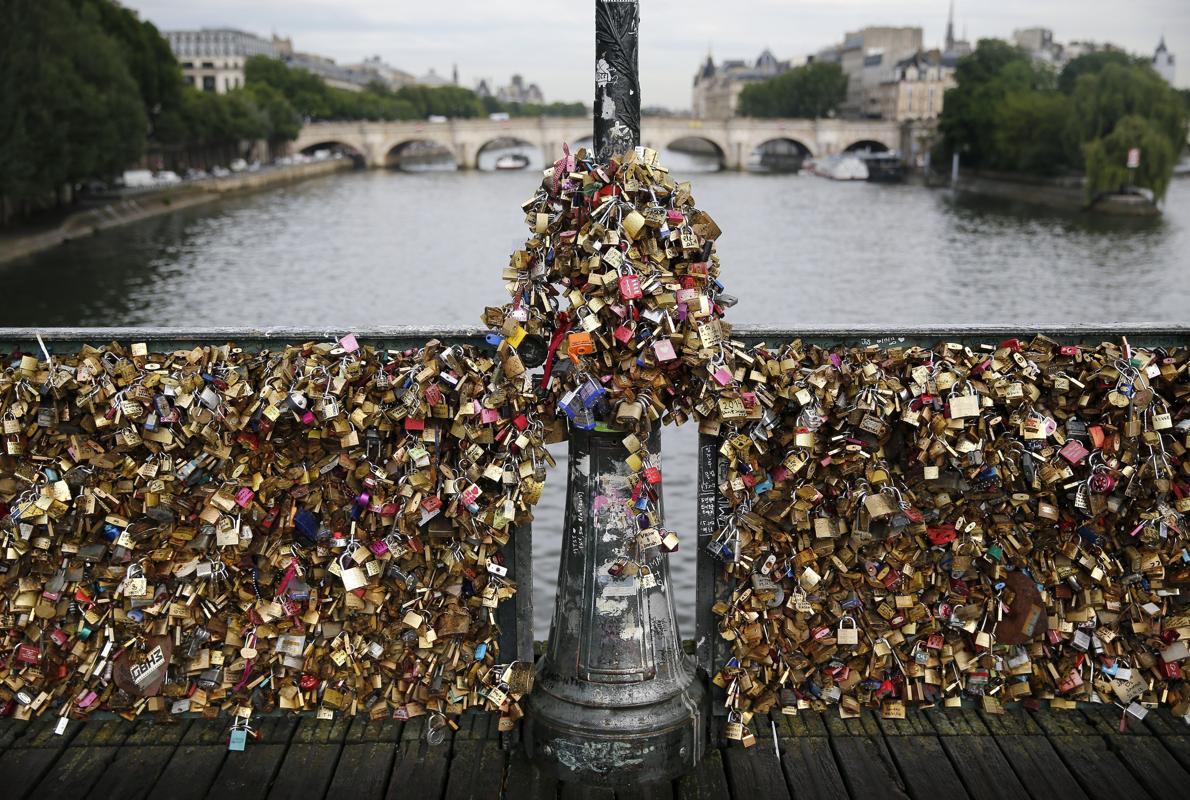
[485,145,732,556]
[704,336,1190,742]
[0,335,540,739]
[2,147,1188,747]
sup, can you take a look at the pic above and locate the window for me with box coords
[182,62,193,69]
[202,75,216,92]
[202,61,214,69]
[183,75,194,86]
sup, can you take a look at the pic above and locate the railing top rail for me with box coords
[2,323,1187,343]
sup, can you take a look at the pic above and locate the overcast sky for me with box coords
[124,1,1187,108]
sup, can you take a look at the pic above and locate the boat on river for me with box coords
[811,155,868,181]
[858,152,906,183]
[494,154,530,171]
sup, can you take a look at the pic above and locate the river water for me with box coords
[4,166,1188,636]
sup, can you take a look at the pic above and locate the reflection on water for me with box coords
[4,170,1188,634]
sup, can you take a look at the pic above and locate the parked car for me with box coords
[428,115,448,123]
[122,169,156,188]
[488,112,510,121]
[154,171,181,185]
[211,166,232,178]
[229,159,248,173]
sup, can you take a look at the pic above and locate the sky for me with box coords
[124,1,1188,108]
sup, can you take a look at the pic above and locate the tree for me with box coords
[1069,63,1187,151]
[936,40,1051,167]
[992,91,1076,175]
[1057,50,1141,95]
[0,0,146,217]
[70,0,182,132]
[1084,115,1178,202]
[737,63,847,118]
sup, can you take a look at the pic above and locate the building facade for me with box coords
[1153,37,1176,84]
[165,28,278,94]
[838,27,923,117]
[873,50,957,121]
[692,49,789,119]
[477,75,545,105]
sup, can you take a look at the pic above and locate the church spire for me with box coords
[945,0,955,52]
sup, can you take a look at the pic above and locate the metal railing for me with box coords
[6,323,1189,721]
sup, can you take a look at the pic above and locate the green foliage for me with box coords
[481,96,587,117]
[737,63,848,118]
[1084,115,1178,202]
[937,40,1053,167]
[1057,50,1141,95]
[937,38,1187,203]
[69,0,181,128]
[246,55,584,123]
[991,91,1075,175]
[1069,63,1187,148]
[0,0,146,208]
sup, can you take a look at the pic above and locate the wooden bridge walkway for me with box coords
[1,704,1188,799]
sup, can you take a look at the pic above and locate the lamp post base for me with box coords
[526,681,705,785]
[526,426,705,785]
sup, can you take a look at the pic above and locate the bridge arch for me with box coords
[383,138,457,172]
[662,136,727,172]
[843,139,892,155]
[747,138,813,173]
[475,137,545,172]
[297,140,366,168]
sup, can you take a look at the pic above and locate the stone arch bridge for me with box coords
[292,117,911,170]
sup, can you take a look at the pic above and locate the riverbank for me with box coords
[953,169,1160,216]
[0,158,355,266]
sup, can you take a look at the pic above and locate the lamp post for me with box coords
[524,0,707,785]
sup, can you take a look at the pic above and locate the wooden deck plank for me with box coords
[1081,706,1147,736]
[1030,711,1099,738]
[0,716,80,800]
[1106,735,1190,798]
[992,735,1088,800]
[267,717,352,800]
[31,720,134,799]
[615,780,674,800]
[87,718,192,800]
[676,748,728,800]
[778,737,848,800]
[885,735,968,800]
[926,707,990,736]
[505,746,559,800]
[560,783,616,800]
[938,735,1028,800]
[445,738,508,800]
[773,710,827,738]
[326,740,398,800]
[1042,734,1153,800]
[829,735,910,800]
[1138,708,1188,737]
[207,717,298,800]
[978,707,1042,736]
[723,744,791,800]
[387,717,454,800]
[86,745,180,800]
[147,718,230,800]
[0,719,29,751]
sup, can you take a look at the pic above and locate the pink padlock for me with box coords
[1089,472,1116,494]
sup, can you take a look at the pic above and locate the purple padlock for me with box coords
[1089,472,1116,494]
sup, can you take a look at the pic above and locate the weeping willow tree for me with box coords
[1083,115,1179,203]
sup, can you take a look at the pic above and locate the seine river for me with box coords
[4,166,1188,636]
